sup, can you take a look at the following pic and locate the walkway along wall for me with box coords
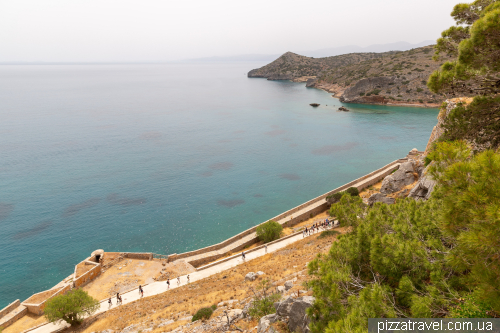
[169,158,406,267]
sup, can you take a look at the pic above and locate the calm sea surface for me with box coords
[0,63,438,307]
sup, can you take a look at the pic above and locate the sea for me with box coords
[0,63,439,307]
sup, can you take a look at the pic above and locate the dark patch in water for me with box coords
[265,129,286,137]
[379,136,396,140]
[200,171,213,177]
[12,221,53,240]
[62,198,101,217]
[0,203,14,220]
[254,194,264,198]
[107,194,146,206]
[280,173,301,181]
[209,162,233,170]
[139,131,162,141]
[311,142,358,155]
[217,199,245,207]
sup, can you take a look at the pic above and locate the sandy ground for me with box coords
[82,259,166,301]
[3,312,47,333]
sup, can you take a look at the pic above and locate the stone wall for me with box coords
[123,252,153,260]
[73,263,101,288]
[22,285,70,315]
[0,304,27,329]
[0,299,20,319]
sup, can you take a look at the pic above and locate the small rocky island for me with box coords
[338,106,349,111]
[309,103,320,107]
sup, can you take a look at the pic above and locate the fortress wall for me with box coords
[0,300,20,319]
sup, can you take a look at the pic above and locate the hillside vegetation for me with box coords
[248,46,453,105]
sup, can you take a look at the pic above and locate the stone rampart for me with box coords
[0,304,27,329]
[22,285,70,315]
[0,299,20,319]
[73,263,101,288]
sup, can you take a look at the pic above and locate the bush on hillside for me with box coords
[192,307,213,322]
[326,192,343,205]
[248,279,281,319]
[256,220,282,243]
[345,187,359,197]
[44,289,99,326]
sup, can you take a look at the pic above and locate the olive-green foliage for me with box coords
[310,198,460,333]
[308,141,500,332]
[345,187,359,197]
[326,192,343,205]
[317,230,339,239]
[256,220,282,243]
[211,304,217,311]
[439,95,500,149]
[249,279,281,319]
[428,141,500,311]
[192,307,213,321]
[44,289,99,326]
[428,0,500,148]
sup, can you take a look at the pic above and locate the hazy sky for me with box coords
[0,0,460,62]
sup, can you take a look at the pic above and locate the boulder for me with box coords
[380,162,416,194]
[276,286,286,293]
[258,314,278,333]
[218,299,239,307]
[408,175,436,201]
[256,271,265,276]
[274,296,294,317]
[242,300,253,318]
[284,280,294,291]
[245,272,257,282]
[368,193,395,205]
[288,296,315,333]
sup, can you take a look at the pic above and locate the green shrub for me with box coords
[419,99,424,103]
[345,187,359,197]
[424,156,432,166]
[359,92,365,96]
[44,289,99,326]
[192,307,213,322]
[211,304,217,310]
[326,192,343,204]
[249,280,281,319]
[318,230,339,239]
[416,88,423,92]
[256,220,282,243]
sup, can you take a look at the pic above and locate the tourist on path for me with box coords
[108,298,112,308]
[305,227,308,236]
[139,285,144,297]
[187,275,190,283]
[166,278,170,289]
[116,292,120,304]
[242,251,245,261]
[265,244,268,253]
[177,276,180,286]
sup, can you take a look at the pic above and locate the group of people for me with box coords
[108,292,123,308]
[303,218,332,237]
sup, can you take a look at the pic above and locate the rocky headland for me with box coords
[248,46,454,107]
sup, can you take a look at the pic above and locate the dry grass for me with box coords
[23,288,60,304]
[75,262,95,278]
[60,228,345,333]
[2,313,47,333]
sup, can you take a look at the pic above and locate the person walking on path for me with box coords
[108,298,112,308]
[305,227,308,236]
[187,275,190,283]
[242,251,246,261]
[139,285,144,298]
[116,292,120,304]
[166,278,170,289]
[265,244,268,253]
[119,295,123,304]
[177,276,180,286]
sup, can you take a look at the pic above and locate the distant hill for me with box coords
[302,40,435,58]
[248,45,453,106]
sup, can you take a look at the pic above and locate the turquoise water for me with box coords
[0,63,438,307]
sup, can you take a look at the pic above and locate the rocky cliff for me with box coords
[249,46,452,106]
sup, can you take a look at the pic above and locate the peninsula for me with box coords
[248,46,453,107]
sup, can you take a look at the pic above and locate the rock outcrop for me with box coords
[245,272,258,281]
[258,314,278,333]
[408,165,436,201]
[288,296,315,333]
[368,193,395,205]
[380,161,416,194]
[339,77,395,104]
